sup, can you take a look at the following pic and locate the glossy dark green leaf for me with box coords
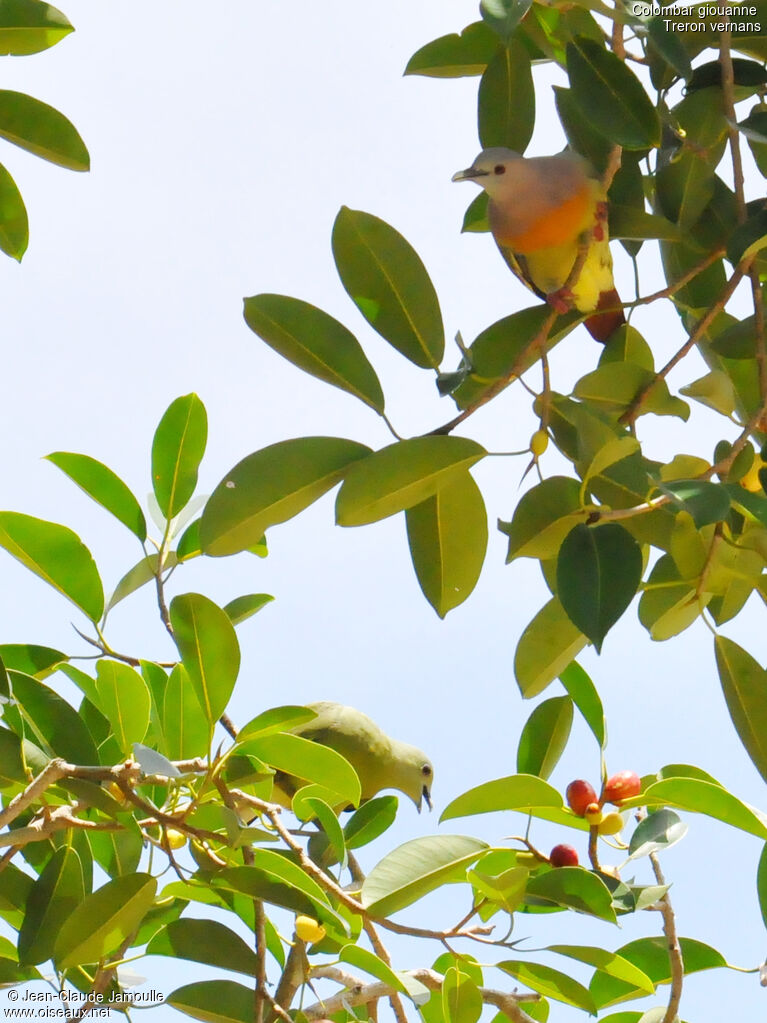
[608,206,678,242]
[54,873,156,969]
[526,868,616,923]
[200,437,371,556]
[688,57,767,92]
[728,207,767,265]
[0,864,32,929]
[405,22,498,77]
[148,918,258,976]
[554,86,614,175]
[10,671,99,765]
[0,0,73,55]
[478,39,534,151]
[480,0,532,39]
[243,294,384,412]
[45,452,146,540]
[0,90,88,169]
[176,518,201,560]
[557,523,642,652]
[344,795,398,849]
[503,476,584,562]
[627,777,767,839]
[167,981,255,1023]
[170,593,240,727]
[361,835,488,916]
[0,162,27,260]
[662,480,731,527]
[440,774,562,822]
[223,593,274,625]
[647,16,692,80]
[405,472,487,617]
[656,154,715,232]
[515,596,589,697]
[516,696,573,779]
[151,393,207,520]
[498,960,596,1011]
[715,636,767,785]
[0,512,103,621]
[95,660,151,754]
[566,38,660,150]
[332,206,444,368]
[88,817,143,878]
[18,846,84,965]
[559,661,605,748]
[628,808,688,860]
[0,727,25,787]
[336,436,486,526]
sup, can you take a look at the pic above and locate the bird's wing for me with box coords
[494,241,546,301]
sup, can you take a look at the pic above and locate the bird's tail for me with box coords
[584,288,625,343]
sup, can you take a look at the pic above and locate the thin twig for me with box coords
[649,851,684,1023]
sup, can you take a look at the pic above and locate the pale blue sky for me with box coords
[1,2,765,1020]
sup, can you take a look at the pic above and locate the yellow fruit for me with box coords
[597,811,625,836]
[107,781,126,803]
[295,916,326,944]
[584,803,603,826]
[165,828,187,850]
[741,456,765,493]
[530,429,549,457]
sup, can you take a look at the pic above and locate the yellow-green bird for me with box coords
[272,702,434,811]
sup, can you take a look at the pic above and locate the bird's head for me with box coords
[390,740,434,812]
[452,147,524,199]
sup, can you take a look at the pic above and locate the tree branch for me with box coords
[649,851,684,1023]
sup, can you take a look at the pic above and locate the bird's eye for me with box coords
[421,764,432,776]
[494,164,506,175]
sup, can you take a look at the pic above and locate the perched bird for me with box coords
[452,147,625,343]
[272,702,433,811]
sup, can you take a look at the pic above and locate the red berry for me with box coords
[549,843,579,868]
[566,779,598,817]
[603,770,641,805]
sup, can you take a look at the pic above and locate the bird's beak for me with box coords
[422,786,433,812]
[451,167,487,183]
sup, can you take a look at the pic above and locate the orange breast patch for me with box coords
[502,183,594,254]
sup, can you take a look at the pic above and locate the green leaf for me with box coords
[0,864,32,928]
[302,797,346,868]
[332,206,444,368]
[341,945,429,1006]
[9,671,99,765]
[361,835,488,916]
[627,808,688,860]
[590,936,726,1008]
[440,774,562,822]
[0,644,65,676]
[107,552,178,613]
[200,437,371,556]
[478,39,534,152]
[336,436,486,526]
[0,90,88,169]
[405,22,498,77]
[638,553,704,641]
[167,981,255,1023]
[344,795,398,849]
[554,86,614,176]
[151,393,207,520]
[88,817,143,878]
[243,294,384,412]
[95,660,151,754]
[170,593,240,728]
[662,480,731,527]
[566,37,660,149]
[525,868,617,923]
[480,0,532,39]
[0,727,25,787]
[54,873,157,968]
[247,732,361,807]
[502,476,584,562]
[728,206,767,264]
[45,452,147,540]
[147,918,258,976]
[647,15,692,80]
[573,363,689,420]
[0,512,103,621]
[406,472,487,617]
[680,369,736,416]
[18,846,84,965]
[656,153,716,233]
[442,966,483,1023]
[546,945,654,995]
[627,777,767,840]
[236,706,317,741]
[223,593,274,625]
[162,663,208,760]
[0,162,27,260]
[557,523,642,652]
[461,191,489,233]
[516,696,573,779]
[714,636,767,785]
[514,597,589,698]
[497,960,596,1011]
[559,661,605,749]
[0,0,73,55]
[758,843,767,930]
[608,205,678,242]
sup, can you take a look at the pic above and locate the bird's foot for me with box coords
[546,287,574,315]
[593,201,608,242]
